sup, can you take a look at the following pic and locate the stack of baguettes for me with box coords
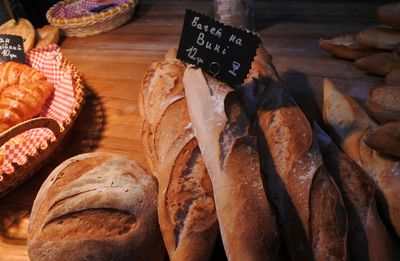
[139,42,400,260]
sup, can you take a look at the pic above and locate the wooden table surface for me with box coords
[0,0,393,260]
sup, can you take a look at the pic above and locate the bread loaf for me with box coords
[356,26,400,51]
[365,84,400,123]
[139,49,218,261]
[183,66,280,261]
[355,52,400,76]
[365,121,400,158]
[385,67,400,84]
[255,78,347,261]
[35,25,60,49]
[316,124,396,261]
[323,79,400,237]
[378,2,400,29]
[319,34,378,60]
[27,152,165,261]
[0,18,35,52]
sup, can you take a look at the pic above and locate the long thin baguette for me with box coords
[139,49,218,261]
[315,124,396,261]
[183,66,280,260]
[255,79,347,261]
[323,78,400,237]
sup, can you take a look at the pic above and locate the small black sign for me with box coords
[0,34,26,64]
[177,9,260,87]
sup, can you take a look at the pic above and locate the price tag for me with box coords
[177,9,261,87]
[0,34,26,64]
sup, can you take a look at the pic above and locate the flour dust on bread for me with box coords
[183,64,280,260]
[139,49,218,261]
[27,152,165,261]
[323,79,400,237]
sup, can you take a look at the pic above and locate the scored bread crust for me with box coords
[319,34,378,60]
[183,50,280,260]
[256,80,347,261]
[139,49,218,261]
[323,79,400,238]
[316,125,396,261]
[27,152,165,261]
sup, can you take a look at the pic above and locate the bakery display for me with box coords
[323,79,400,238]
[0,62,54,133]
[27,152,165,261]
[0,18,35,53]
[35,25,60,49]
[184,60,280,259]
[139,49,219,261]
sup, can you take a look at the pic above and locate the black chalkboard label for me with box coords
[0,35,25,64]
[177,9,260,87]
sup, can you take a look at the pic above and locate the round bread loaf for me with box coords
[27,152,165,261]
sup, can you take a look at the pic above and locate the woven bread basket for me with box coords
[46,0,138,38]
[0,58,85,197]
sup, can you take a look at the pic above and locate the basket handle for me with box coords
[0,117,61,148]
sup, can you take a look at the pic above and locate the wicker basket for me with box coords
[0,59,85,197]
[46,0,138,38]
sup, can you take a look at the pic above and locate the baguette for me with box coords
[316,124,396,261]
[365,84,400,123]
[356,26,400,51]
[255,78,347,260]
[139,49,218,261]
[365,121,400,158]
[183,66,280,260]
[319,34,378,60]
[377,2,400,29]
[323,78,400,237]
[355,52,400,76]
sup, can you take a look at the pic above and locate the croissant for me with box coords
[0,62,54,133]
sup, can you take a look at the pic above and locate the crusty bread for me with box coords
[355,52,400,76]
[35,25,60,49]
[0,18,35,53]
[139,49,218,261]
[365,121,400,158]
[323,79,400,238]
[316,124,396,261]
[356,26,400,51]
[385,67,400,84]
[184,66,280,261]
[365,84,400,123]
[27,152,165,261]
[255,78,347,260]
[378,2,400,29]
[319,34,378,60]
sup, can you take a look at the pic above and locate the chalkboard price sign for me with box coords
[177,9,260,87]
[0,34,26,64]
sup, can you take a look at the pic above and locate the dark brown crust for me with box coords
[355,52,400,76]
[319,34,378,60]
[356,26,400,51]
[365,121,400,157]
[257,81,347,261]
[378,2,400,29]
[28,152,165,261]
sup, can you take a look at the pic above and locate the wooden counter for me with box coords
[0,0,391,260]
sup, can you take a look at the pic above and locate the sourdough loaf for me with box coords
[365,84,400,123]
[356,26,400,51]
[184,66,280,260]
[139,49,218,261]
[319,34,378,60]
[355,52,400,76]
[255,78,347,261]
[365,121,400,158]
[27,152,164,261]
[323,79,400,237]
[316,124,396,261]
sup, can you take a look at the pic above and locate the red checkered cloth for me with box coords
[52,0,128,19]
[2,44,75,173]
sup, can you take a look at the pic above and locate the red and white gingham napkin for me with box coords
[52,0,128,19]
[2,44,76,173]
